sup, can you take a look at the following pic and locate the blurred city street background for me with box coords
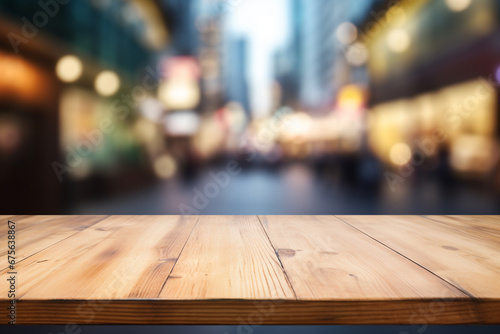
[1,0,500,214]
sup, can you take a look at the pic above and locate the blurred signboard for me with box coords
[158,57,201,110]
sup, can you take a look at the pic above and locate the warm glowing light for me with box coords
[337,85,365,111]
[346,42,368,66]
[390,143,412,166]
[56,55,83,83]
[0,52,51,105]
[450,135,494,173]
[158,80,200,110]
[281,112,312,143]
[154,154,177,179]
[336,22,358,45]
[445,0,472,12]
[95,71,120,96]
[387,29,411,53]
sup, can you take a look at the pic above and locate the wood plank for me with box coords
[1,215,198,299]
[337,215,500,299]
[159,215,295,299]
[259,216,466,300]
[0,215,32,236]
[2,299,485,325]
[0,216,108,268]
[424,216,500,241]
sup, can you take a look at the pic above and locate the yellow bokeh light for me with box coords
[56,55,83,83]
[390,142,412,166]
[158,80,200,110]
[445,0,472,12]
[154,154,177,179]
[337,85,365,111]
[387,29,411,53]
[95,71,120,97]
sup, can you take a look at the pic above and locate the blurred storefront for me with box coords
[0,39,60,213]
[361,0,500,189]
[0,0,170,213]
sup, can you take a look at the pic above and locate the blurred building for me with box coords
[224,37,251,115]
[276,0,377,112]
[198,17,224,113]
[362,0,500,188]
[298,0,338,112]
[161,0,200,56]
[0,0,170,213]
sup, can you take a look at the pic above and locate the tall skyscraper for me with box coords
[224,37,251,115]
[161,0,200,56]
[299,0,340,112]
[282,0,376,113]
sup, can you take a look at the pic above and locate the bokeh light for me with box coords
[55,55,83,83]
[95,71,121,96]
[390,143,412,166]
[387,29,411,53]
[337,85,365,111]
[445,0,472,12]
[336,22,358,45]
[158,80,201,110]
[153,154,177,179]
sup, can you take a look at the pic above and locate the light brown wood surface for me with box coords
[337,216,500,298]
[159,216,295,299]
[259,215,464,299]
[0,216,107,267]
[0,215,499,325]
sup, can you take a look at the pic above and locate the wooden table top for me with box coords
[1,215,499,325]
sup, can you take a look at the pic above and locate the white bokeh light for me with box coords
[56,55,83,83]
[95,71,120,97]
[445,0,472,12]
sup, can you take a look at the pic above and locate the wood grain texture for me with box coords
[424,216,500,241]
[1,215,198,299]
[0,215,32,236]
[0,299,485,325]
[259,215,465,300]
[0,215,15,222]
[337,215,500,298]
[0,216,108,268]
[0,215,499,325]
[159,216,295,299]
